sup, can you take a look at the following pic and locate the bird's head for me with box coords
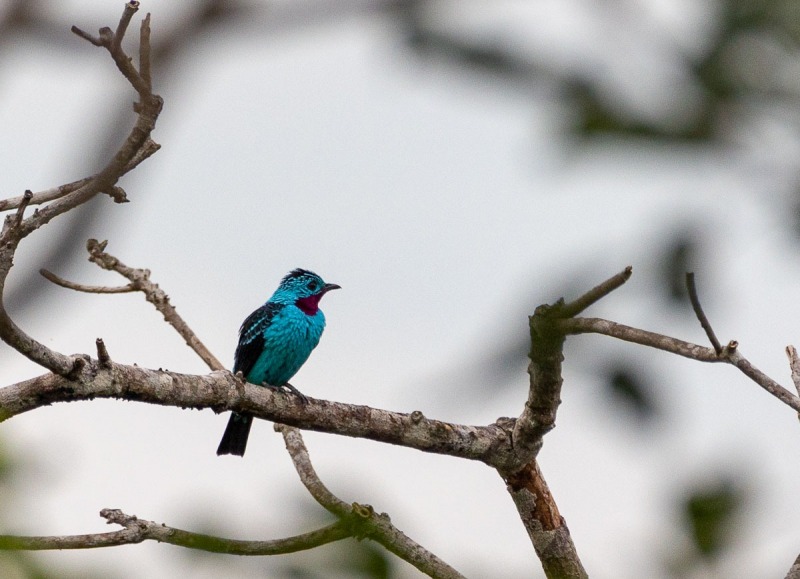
[273,268,340,314]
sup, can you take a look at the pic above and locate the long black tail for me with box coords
[216,412,253,456]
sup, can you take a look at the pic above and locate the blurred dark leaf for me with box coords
[660,230,699,305]
[683,477,743,559]
[566,79,713,141]
[281,539,393,579]
[605,363,660,424]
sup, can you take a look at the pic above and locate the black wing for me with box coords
[233,302,283,379]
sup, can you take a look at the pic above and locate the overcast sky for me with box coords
[2,1,800,578]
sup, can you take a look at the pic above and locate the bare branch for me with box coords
[40,268,136,294]
[70,24,104,47]
[0,181,88,212]
[96,338,112,369]
[278,425,466,579]
[139,12,153,92]
[562,317,800,413]
[562,317,720,361]
[14,190,33,227]
[277,425,351,517]
[83,239,225,372]
[560,265,632,318]
[0,5,162,377]
[0,508,350,555]
[510,267,634,470]
[727,347,800,412]
[686,272,723,354]
[786,346,800,398]
[502,461,587,579]
[0,367,518,468]
[0,140,157,212]
[786,552,800,579]
[112,1,139,52]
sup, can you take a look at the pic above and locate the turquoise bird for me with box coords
[217,269,340,456]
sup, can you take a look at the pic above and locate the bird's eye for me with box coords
[307,281,318,290]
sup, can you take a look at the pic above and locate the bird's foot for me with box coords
[282,383,309,404]
[264,382,309,404]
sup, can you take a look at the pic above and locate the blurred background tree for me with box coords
[2,1,799,577]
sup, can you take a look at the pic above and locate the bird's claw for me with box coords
[282,382,309,404]
[264,382,309,405]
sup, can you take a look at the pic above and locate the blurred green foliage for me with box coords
[684,477,742,559]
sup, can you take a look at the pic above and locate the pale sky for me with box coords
[2,2,799,578]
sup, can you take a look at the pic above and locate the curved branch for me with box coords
[277,425,350,516]
[278,425,466,579]
[40,269,136,294]
[0,508,350,555]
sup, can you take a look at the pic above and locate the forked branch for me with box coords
[278,425,466,579]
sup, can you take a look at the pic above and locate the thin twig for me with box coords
[83,239,225,372]
[96,338,111,368]
[562,317,800,413]
[686,272,722,354]
[14,190,33,227]
[113,1,139,52]
[560,265,633,318]
[139,13,152,92]
[0,4,162,377]
[0,141,158,212]
[0,508,350,555]
[40,269,136,294]
[786,346,800,399]
[277,425,352,517]
[727,347,800,412]
[70,25,103,46]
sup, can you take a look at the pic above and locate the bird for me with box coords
[216,268,340,457]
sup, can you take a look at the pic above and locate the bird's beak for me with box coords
[323,283,341,293]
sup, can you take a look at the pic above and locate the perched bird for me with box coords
[216,269,340,457]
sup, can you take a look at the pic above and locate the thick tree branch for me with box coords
[0,366,518,468]
[500,269,633,578]
[786,552,800,579]
[511,267,633,469]
[278,425,466,579]
[501,461,587,579]
[0,508,350,555]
